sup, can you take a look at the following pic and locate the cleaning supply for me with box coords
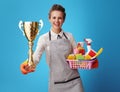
[84,54,92,60]
[67,54,76,60]
[84,38,97,59]
[91,48,103,59]
[75,54,85,60]
[66,38,103,69]
[73,42,85,55]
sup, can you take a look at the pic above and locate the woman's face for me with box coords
[49,10,64,31]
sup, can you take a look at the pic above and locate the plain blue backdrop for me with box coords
[0,0,120,92]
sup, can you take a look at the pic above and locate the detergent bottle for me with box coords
[84,38,97,60]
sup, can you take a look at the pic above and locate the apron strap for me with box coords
[49,31,51,41]
[49,31,68,41]
[63,32,68,39]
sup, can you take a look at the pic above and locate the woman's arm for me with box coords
[33,35,46,65]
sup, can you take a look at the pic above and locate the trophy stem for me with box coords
[28,41,35,68]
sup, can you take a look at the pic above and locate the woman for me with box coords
[20,4,84,92]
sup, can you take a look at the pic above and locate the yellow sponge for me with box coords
[84,55,92,60]
[75,54,85,60]
[67,54,76,60]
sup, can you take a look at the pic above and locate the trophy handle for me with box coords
[18,20,25,35]
[38,19,43,35]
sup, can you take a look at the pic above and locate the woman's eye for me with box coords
[53,17,56,19]
[58,17,62,19]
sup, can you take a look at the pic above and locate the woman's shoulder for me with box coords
[37,32,49,41]
[41,32,49,38]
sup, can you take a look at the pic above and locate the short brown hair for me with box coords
[48,4,66,20]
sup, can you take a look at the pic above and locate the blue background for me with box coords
[0,0,120,92]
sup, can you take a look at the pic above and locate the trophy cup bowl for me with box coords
[19,20,43,69]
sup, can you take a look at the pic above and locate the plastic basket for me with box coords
[66,58,98,69]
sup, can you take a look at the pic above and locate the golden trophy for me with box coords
[19,20,43,69]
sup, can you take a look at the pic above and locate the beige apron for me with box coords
[45,32,84,92]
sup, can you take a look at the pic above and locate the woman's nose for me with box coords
[55,18,59,22]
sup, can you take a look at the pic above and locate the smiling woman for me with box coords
[49,10,64,34]
[48,4,65,34]
[20,4,84,92]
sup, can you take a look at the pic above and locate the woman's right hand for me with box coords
[20,60,35,74]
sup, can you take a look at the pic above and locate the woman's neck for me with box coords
[51,28,61,34]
